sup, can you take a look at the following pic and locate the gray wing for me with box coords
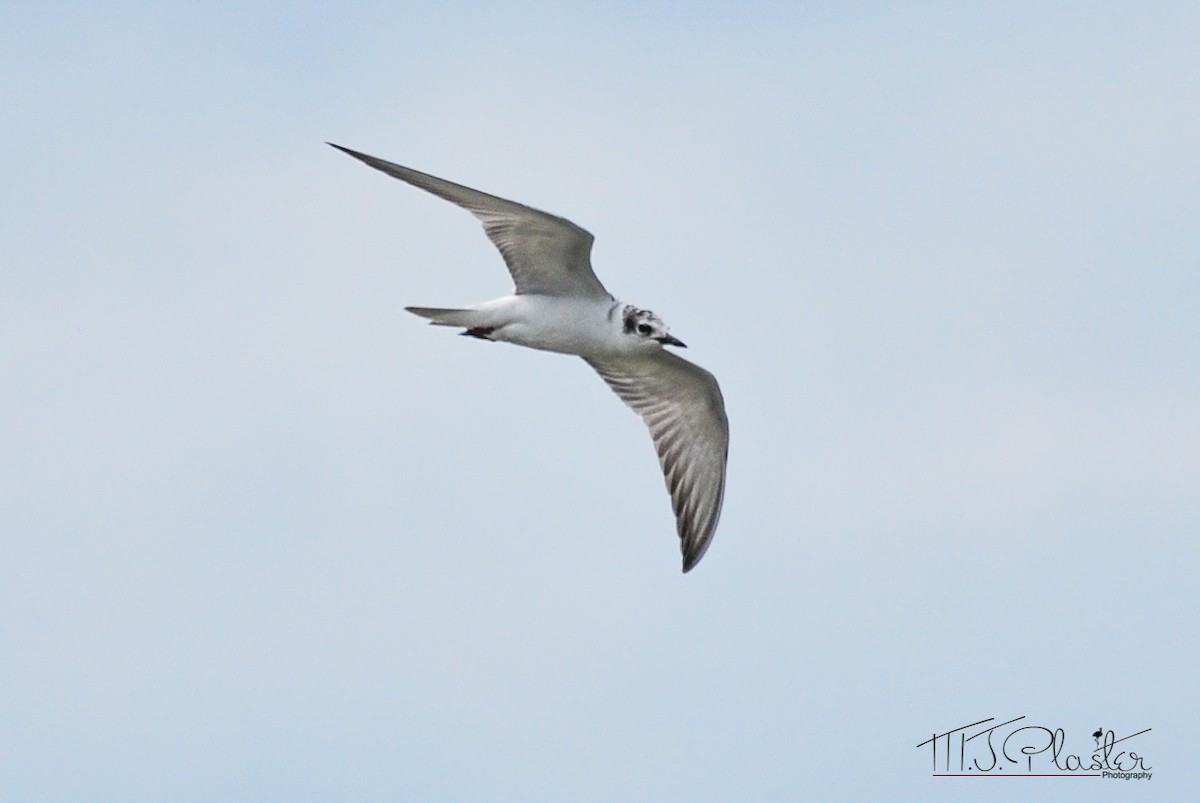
[330,144,611,300]
[586,350,729,572]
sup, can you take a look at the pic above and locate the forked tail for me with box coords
[404,306,497,340]
[405,306,479,327]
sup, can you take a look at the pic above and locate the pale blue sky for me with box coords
[3,3,1197,800]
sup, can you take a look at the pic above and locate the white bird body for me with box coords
[420,295,629,357]
[331,144,729,572]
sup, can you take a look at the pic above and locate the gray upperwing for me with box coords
[330,144,611,300]
[586,349,729,572]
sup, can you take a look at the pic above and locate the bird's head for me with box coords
[622,305,686,349]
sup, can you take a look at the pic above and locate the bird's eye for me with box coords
[637,323,652,335]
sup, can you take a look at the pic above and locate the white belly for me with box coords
[470,295,621,357]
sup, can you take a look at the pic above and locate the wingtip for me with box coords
[327,142,361,159]
[681,535,717,573]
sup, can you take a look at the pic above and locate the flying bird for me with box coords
[330,144,728,572]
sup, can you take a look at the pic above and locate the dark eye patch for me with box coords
[623,306,644,334]
[637,323,652,335]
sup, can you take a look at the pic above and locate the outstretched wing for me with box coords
[586,350,729,572]
[330,144,611,300]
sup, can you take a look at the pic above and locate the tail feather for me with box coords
[405,306,479,327]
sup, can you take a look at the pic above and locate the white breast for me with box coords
[470,295,622,358]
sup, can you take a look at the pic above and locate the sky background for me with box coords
[3,3,1197,801]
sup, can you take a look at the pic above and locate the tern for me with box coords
[331,144,728,572]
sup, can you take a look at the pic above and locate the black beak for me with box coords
[657,334,687,348]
